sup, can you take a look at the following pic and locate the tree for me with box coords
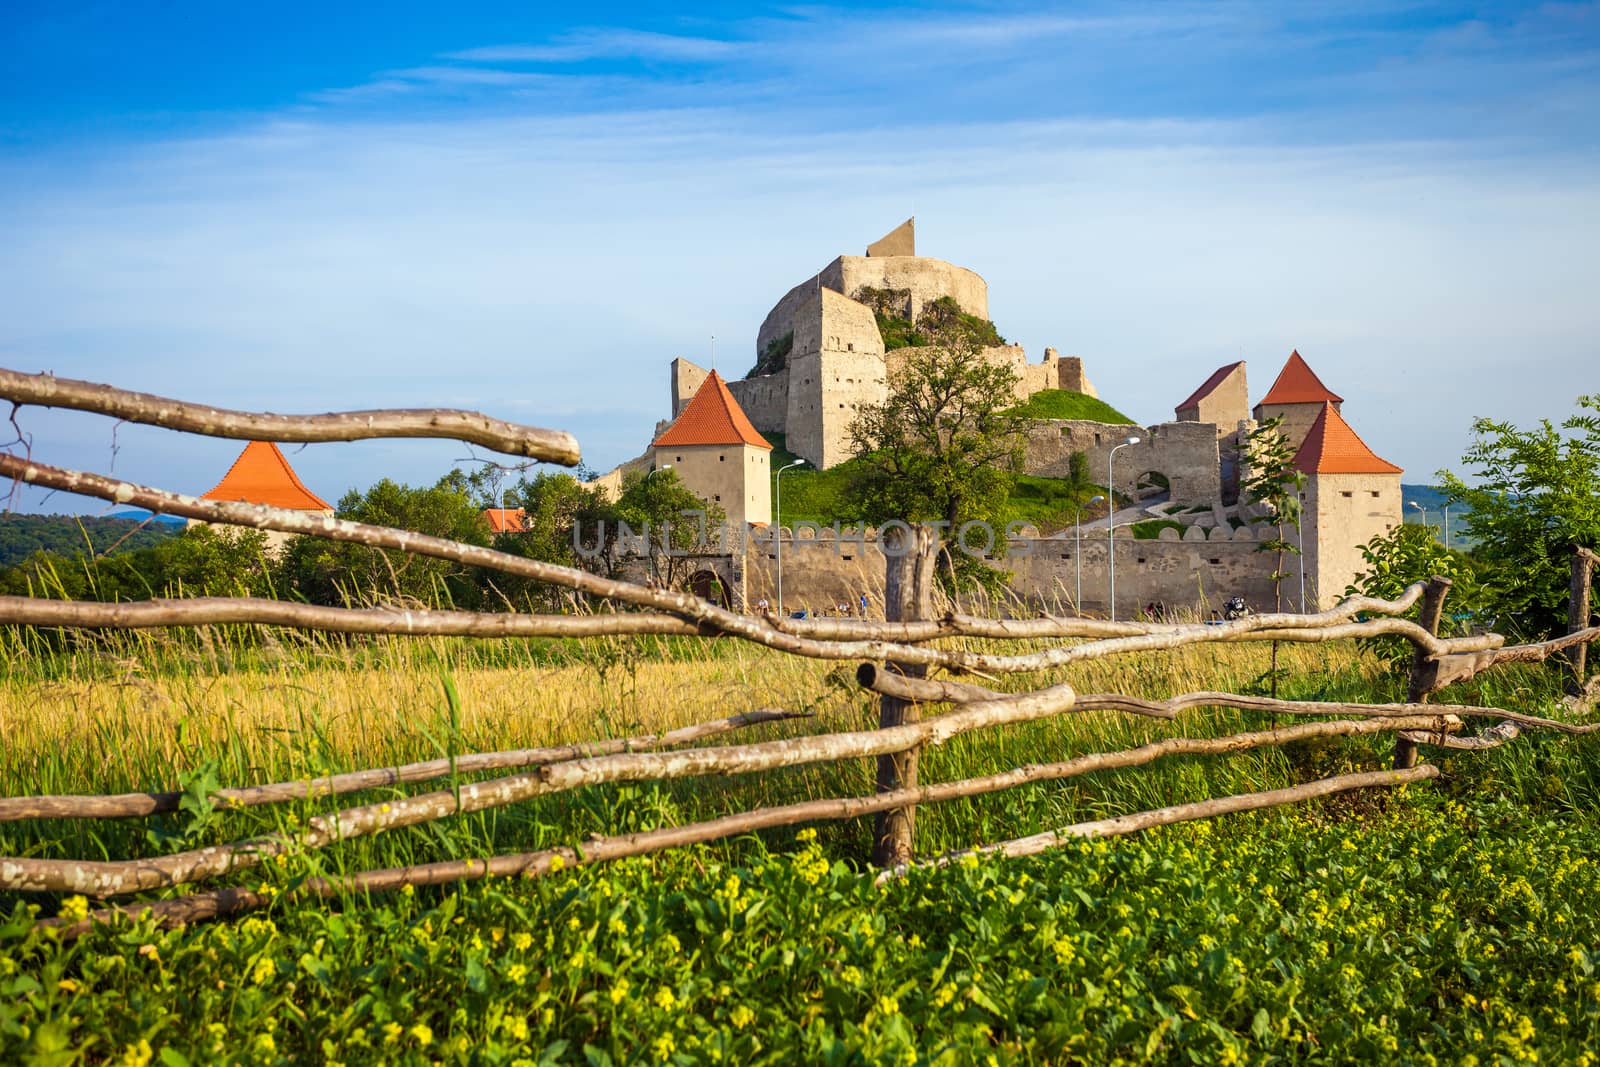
[493,471,621,609]
[842,301,1025,590]
[1439,395,1600,639]
[1242,417,1305,697]
[1345,522,1481,669]
[613,469,726,591]
[278,472,492,609]
[0,523,274,602]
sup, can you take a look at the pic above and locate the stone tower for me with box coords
[652,371,774,531]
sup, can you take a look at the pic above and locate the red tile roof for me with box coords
[1292,403,1403,475]
[483,508,526,533]
[1176,361,1244,414]
[652,370,772,450]
[200,441,332,511]
[1259,350,1344,406]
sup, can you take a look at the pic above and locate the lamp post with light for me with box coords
[775,459,807,615]
[1410,500,1427,533]
[1074,494,1105,613]
[1107,436,1141,622]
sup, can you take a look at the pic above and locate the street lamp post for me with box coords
[775,459,807,615]
[1410,500,1427,534]
[1074,495,1105,614]
[1107,436,1141,622]
[1442,504,1451,549]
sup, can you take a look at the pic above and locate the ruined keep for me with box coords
[668,219,1098,470]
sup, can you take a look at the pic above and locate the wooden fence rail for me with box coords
[1,368,1596,937]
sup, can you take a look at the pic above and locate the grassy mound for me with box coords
[1010,389,1136,424]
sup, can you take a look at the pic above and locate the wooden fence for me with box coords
[1,368,1597,938]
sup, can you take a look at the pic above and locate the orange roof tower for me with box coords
[652,370,772,450]
[1259,350,1344,406]
[200,441,332,511]
[1291,403,1403,475]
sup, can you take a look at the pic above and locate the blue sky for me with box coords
[2,1,1597,514]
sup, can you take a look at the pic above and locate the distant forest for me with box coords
[0,514,180,569]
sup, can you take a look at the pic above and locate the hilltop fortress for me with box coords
[671,219,1096,469]
[596,220,1403,614]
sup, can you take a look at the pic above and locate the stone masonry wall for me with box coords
[726,371,789,436]
[739,525,1286,617]
[784,288,888,469]
[1023,420,1222,504]
[670,358,710,419]
[1303,471,1401,608]
[1176,363,1248,439]
[1253,401,1337,455]
[755,255,989,360]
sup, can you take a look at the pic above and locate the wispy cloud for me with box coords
[449,30,744,65]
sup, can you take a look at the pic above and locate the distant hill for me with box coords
[1401,484,1470,550]
[0,513,182,568]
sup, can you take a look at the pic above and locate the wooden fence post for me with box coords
[1568,547,1598,696]
[872,523,938,869]
[1396,575,1453,770]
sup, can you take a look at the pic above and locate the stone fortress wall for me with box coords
[739,525,1290,617]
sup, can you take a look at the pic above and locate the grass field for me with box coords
[4,626,1600,1064]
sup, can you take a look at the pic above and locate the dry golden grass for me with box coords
[0,626,1401,802]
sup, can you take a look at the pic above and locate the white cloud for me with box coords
[448,30,744,65]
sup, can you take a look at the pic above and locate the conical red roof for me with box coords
[1259,350,1343,406]
[652,371,772,449]
[1292,403,1402,475]
[200,441,332,510]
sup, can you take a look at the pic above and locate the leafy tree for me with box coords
[0,514,179,568]
[1242,417,1305,698]
[0,523,275,602]
[278,472,492,609]
[1439,395,1600,638]
[492,471,620,609]
[843,300,1026,591]
[613,469,726,590]
[1242,417,1305,613]
[1344,522,1482,669]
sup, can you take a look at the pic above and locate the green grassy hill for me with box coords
[1007,389,1135,424]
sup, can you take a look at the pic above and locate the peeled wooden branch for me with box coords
[0,681,1079,896]
[0,368,580,463]
[856,669,1584,733]
[1400,721,1521,751]
[47,716,1449,934]
[0,596,706,640]
[1412,626,1600,694]
[891,765,1441,877]
[0,708,804,822]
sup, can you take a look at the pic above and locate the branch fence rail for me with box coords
[1,370,1596,938]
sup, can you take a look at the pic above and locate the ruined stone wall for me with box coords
[726,372,789,435]
[755,255,989,360]
[1017,349,1099,399]
[1021,420,1223,504]
[670,358,710,418]
[1303,472,1401,608]
[586,452,653,501]
[784,288,888,469]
